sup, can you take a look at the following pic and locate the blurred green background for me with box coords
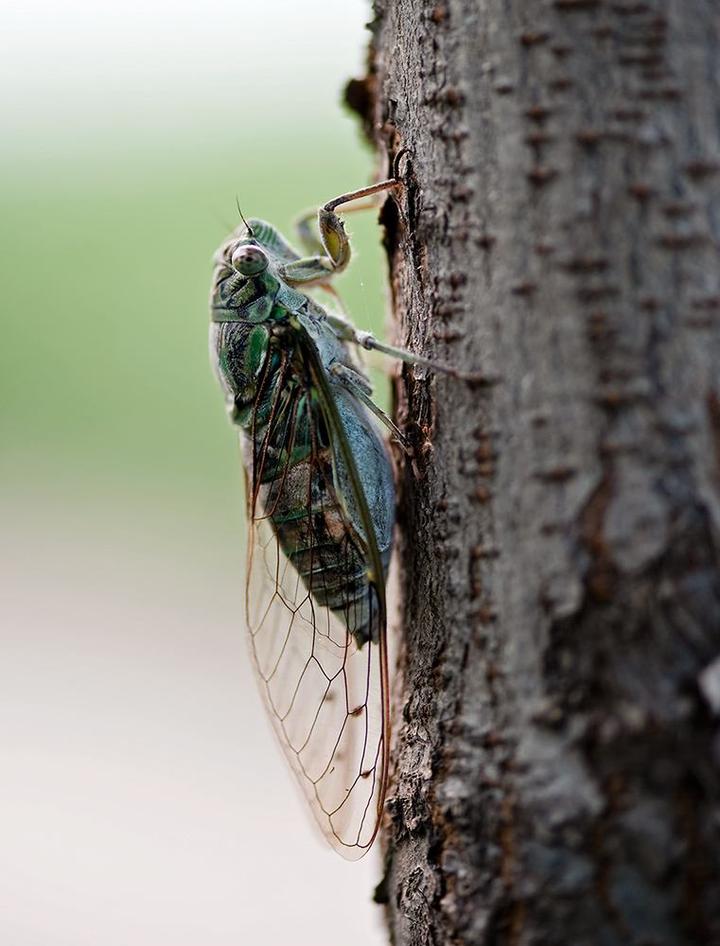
[0,101,386,513]
[0,3,390,944]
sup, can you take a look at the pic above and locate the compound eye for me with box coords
[231,243,268,276]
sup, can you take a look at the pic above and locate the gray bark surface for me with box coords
[347,2,720,944]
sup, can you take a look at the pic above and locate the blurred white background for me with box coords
[0,1,390,944]
[1,0,371,141]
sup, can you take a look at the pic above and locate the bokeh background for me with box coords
[0,2,391,943]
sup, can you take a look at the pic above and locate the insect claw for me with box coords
[392,147,411,180]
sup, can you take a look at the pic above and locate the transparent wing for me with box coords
[243,342,389,859]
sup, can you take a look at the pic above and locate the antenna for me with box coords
[235,196,255,237]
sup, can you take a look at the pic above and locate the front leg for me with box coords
[280,178,402,288]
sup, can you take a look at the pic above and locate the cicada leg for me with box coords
[319,283,349,316]
[293,209,325,257]
[293,198,389,316]
[320,179,405,271]
[281,178,403,288]
[294,198,389,256]
[326,313,480,382]
[330,362,412,454]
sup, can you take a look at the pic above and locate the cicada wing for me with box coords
[243,347,390,859]
[246,516,387,857]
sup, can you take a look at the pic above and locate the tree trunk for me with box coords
[346,2,720,944]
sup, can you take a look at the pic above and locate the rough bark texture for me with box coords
[347,2,720,944]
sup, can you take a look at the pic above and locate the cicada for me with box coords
[209,178,455,858]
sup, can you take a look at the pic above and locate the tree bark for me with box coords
[346,2,720,944]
